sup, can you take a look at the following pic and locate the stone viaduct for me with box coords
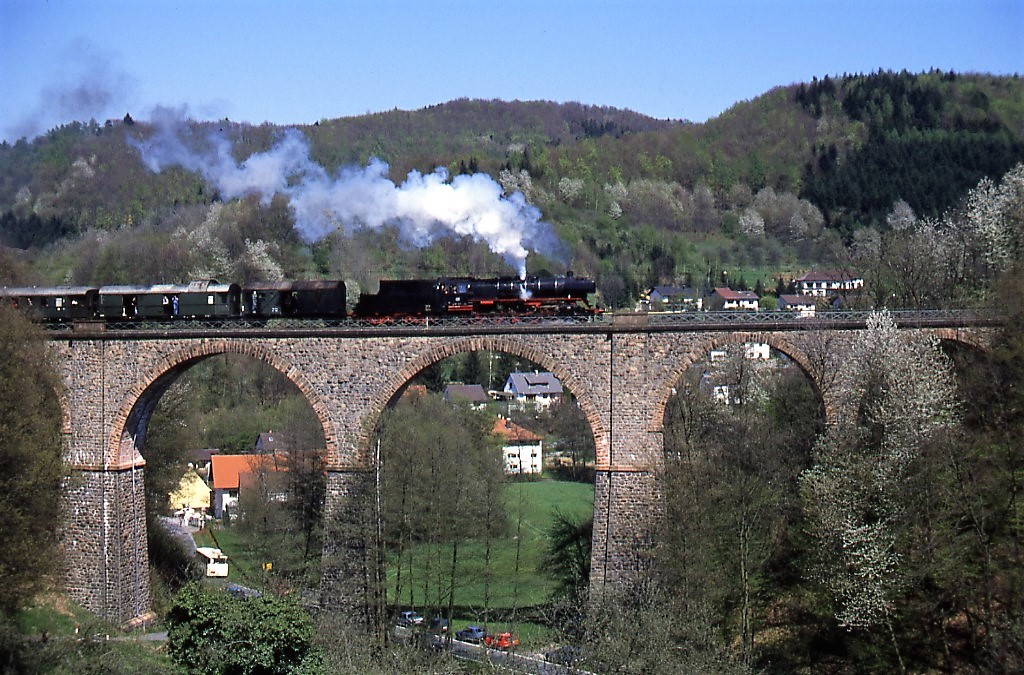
[44,313,995,623]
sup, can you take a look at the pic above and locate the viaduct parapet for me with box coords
[44,315,995,622]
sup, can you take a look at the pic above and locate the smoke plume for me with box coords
[129,110,565,277]
[4,39,137,143]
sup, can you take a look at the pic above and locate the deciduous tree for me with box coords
[376,393,505,621]
[800,311,957,666]
[0,304,65,615]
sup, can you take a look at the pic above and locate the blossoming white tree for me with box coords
[800,311,957,663]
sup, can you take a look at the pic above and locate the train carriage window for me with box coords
[55,298,64,308]
[207,295,214,305]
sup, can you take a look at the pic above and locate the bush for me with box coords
[166,583,320,674]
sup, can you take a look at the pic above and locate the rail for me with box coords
[641,308,1003,329]
[42,308,1002,339]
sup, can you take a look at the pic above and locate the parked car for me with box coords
[428,616,449,633]
[455,625,486,643]
[225,583,260,600]
[485,631,519,649]
[396,610,424,627]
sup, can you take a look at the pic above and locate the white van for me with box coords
[195,546,229,577]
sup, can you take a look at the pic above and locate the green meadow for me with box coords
[386,479,595,612]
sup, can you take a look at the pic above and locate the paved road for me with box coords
[394,628,590,674]
[155,515,198,554]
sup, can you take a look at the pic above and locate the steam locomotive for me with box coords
[0,274,597,323]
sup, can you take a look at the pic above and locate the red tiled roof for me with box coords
[211,454,286,490]
[713,287,758,300]
[401,384,428,402]
[492,418,542,443]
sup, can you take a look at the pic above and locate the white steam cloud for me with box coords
[129,109,565,277]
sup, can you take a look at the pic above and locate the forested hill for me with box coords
[2,70,1023,306]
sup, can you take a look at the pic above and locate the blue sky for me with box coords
[2,0,1022,143]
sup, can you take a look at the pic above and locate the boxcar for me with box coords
[354,279,439,317]
[242,280,346,318]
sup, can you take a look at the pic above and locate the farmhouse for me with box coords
[709,288,759,311]
[442,383,490,408]
[778,294,817,316]
[492,417,544,475]
[795,268,864,297]
[168,467,211,513]
[210,453,287,518]
[644,285,703,311]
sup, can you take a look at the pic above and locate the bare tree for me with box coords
[376,394,504,627]
[661,346,821,665]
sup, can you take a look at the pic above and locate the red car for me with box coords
[485,632,519,649]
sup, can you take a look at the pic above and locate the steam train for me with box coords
[0,274,598,323]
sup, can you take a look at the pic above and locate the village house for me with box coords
[794,268,864,297]
[168,466,212,528]
[711,342,771,363]
[188,448,218,481]
[442,383,490,409]
[209,453,287,519]
[744,342,771,360]
[492,417,544,475]
[642,285,703,311]
[699,341,779,405]
[399,383,428,404]
[709,287,760,311]
[503,371,563,411]
[778,294,818,317]
[254,430,287,453]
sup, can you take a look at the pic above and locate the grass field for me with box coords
[9,593,176,673]
[201,477,595,645]
[204,525,264,586]
[385,479,595,612]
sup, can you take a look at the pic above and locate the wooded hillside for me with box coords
[1,70,1022,308]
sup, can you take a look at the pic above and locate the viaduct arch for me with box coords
[46,319,995,623]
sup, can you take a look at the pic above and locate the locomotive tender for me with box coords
[1,273,596,323]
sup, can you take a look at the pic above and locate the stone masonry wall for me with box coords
[320,470,377,625]
[60,466,149,620]
[48,324,988,623]
[590,469,662,588]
